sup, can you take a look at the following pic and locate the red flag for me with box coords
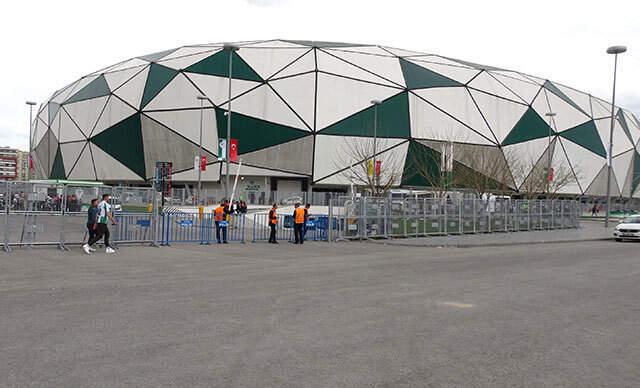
[375,160,381,176]
[200,155,207,171]
[230,139,238,162]
[547,167,554,182]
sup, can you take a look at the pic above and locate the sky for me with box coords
[1,0,638,150]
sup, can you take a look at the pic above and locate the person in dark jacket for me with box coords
[85,199,99,252]
[293,203,305,244]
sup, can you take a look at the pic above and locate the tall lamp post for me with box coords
[224,43,239,201]
[545,112,556,195]
[370,100,381,192]
[604,45,627,228]
[196,95,208,205]
[26,101,37,181]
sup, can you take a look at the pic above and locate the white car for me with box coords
[613,216,640,241]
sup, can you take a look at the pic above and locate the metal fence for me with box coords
[251,213,333,242]
[160,212,246,245]
[331,197,580,240]
[165,188,345,207]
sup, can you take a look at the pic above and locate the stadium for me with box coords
[31,39,640,197]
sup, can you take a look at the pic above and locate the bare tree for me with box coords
[335,138,404,197]
[513,145,581,199]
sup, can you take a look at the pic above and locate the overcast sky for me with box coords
[2,0,638,150]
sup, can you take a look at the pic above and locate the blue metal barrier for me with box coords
[112,212,154,244]
[252,213,335,242]
[160,211,245,245]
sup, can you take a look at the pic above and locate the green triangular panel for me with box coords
[559,120,606,158]
[65,75,110,104]
[50,146,66,179]
[138,48,178,62]
[502,107,554,146]
[48,103,61,125]
[141,63,179,108]
[90,114,146,178]
[402,140,441,186]
[215,109,308,154]
[616,110,634,144]
[543,81,588,116]
[399,58,462,89]
[185,51,262,82]
[320,92,411,138]
[632,151,640,195]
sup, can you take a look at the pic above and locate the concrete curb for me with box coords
[362,237,614,248]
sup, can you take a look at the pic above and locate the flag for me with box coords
[194,156,200,171]
[375,160,381,177]
[230,139,238,162]
[367,159,374,177]
[200,155,207,171]
[218,139,227,161]
[547,167,554,182]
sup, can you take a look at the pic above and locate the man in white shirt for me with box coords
[83,193,117,254]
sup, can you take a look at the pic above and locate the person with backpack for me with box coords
[83,194,117,254]
[268,203,278,244]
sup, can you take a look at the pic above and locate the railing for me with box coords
[251,213,336,242]
[160,212,246,245]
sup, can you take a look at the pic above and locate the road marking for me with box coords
[438,301,475,308]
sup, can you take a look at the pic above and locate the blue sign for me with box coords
[136,219,151,227]
[178,220,193,227]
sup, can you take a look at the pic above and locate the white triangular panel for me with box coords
[409,93,494,145]
[36,104,49,127]
[316,73,400,130]
[91,143,142,181]
[620,110,640,145]
[585,165,620,196]
[144,73,202,111]
[55,109,88,143]
[413,88,494,143]
[112,66,148,110]
[313,135,407,184]
[561,138,605,193]
[50,80,81,104]
[489,72,541,104]
[553,83,593,117]
[316,50,399,87]
[326,49,406,87]
[414,55,476,68]
[533,90,590,132]
[238,47,310,79]
[231,84,308,130]
[107,58,148,72]
[33,118,49,149]
[59,141,86,176]
[159,46,217,61]
[67,143,96,180]
[380,46,428,57]
[62,96,109,138]
[186,73,260,106]
[468,71,522,102]
[405,59,481,84]
[595,118,634,157]
[612,150,634,197]
[503,137,550,189]
[104,65,147,91]
[92,96,137,137]
[590,97,612,119]
[270,50,316,79]
[551,141,582,194]
[144,109,218,155]
[158,49,222,71]
[469,89,528,144]
[269,73,316,130]
[330,46,395,56]
[241,40,309,49]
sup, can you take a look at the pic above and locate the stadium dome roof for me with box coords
[31,39,640,196]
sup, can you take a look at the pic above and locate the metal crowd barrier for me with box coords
[160,211,246,245]
[251,213,336,242]
[331,198,580,241]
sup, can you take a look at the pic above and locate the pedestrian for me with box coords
[85,198,99,252]
[293,203,305,244]
[303,203,311,241]
[591,204,597,216]
[83,193,116,254]
[214,200,229,244]
[268,203,278,244]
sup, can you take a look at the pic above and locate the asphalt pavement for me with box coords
[2,240,639,387]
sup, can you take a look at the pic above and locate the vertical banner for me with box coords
[218,139,227,161]
[375,160,381,177]
[547,167,554,182]
[200,155,207,171]
[230,139,238,162]
[367,159,374,177]
[194,156,200,171]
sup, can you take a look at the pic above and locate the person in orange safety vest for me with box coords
[293,203,306,244]
[214,200,229,244]
[268,203,278,244]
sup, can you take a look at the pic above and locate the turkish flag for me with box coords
[230,139,238,162]
[375,160,381,176]
[200,155,207,171]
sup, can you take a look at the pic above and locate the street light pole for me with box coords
[224,43,239,201]
[26,101,37,181]
[370,100,381,193]
[604,45,627,228]
[196,95,208,205]
[545,112,556,196]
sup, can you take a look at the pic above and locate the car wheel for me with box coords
[615,238,622,242]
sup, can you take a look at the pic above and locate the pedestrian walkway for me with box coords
[366,220,613,247]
